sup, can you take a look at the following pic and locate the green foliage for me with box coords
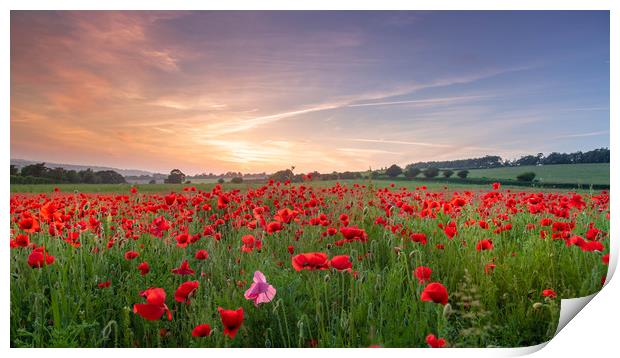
[457,170,469,179]
[404,148,609,171]
[12,162,126,184]
[385,164,403,178]
[231,177,244,184]
[270,169,294,182]
[516,172,536,182]
[165,169,186,184]
[443,169,454,178]
[11,175,55,184]
[20,163,49,177]
[404,167,421,178]
[423,167,440,178]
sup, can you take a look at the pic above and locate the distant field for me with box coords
[10,177,597,194]
[467,163,609,185]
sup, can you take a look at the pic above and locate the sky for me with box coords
[10,11,610,175]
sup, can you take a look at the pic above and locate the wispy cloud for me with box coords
[199,66,529,137]
[552,130,609,139]
[346,95,491,108]
[348,138,452,148]
[337,147,403,155]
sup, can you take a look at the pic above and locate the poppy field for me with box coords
[9,180,610,348]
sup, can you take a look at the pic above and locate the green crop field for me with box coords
[467,163,609,185]
[10,178,587,195]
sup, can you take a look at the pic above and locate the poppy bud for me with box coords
[532,302,543,309]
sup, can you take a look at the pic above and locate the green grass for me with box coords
[10,178,585,194]
[467,163,609,185]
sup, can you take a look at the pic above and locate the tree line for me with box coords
[406,147,609,170]
[10,163,126,184]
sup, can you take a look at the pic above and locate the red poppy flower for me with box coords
[410,233,427,245]
[28,247,55,268]
[426,334,446,348]
[443,222,457,239]
[602,254,609,265]
[287,245,295,255]
[133,287,172,321]
[274,208,299,224]
[192,324,212,337]
[98,281,111,288]
[340,226,368,242]
[195,249,209,260]
[241,234,262,252]
[329,255,352,271]
[218,307,244,339]
[39,202,57,223]
[175,233,190,248]
[492,182,501,190]
[476,239,493,251]
[165,193,176,206]
[124,251,139,260]
[137,261,150,275]
[291,252,329,271]
[421,282,449,305]
[14,234,30,248]
[414,266,432,283]
[172,260,195,275]
[266,221,284,234]
[484,263,496,274]
[19,216,40,233]
[149,216,170,238]
[174,281,199,304]
[542,289,557,299]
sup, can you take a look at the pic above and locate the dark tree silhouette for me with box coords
[443,169,454,178]
[404,166,421,178]
[385,164,403,178]
[457,170,469,179]
[165,169,186,184]
[517,172,536,182]
[423,167,440,178]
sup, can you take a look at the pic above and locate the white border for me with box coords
[3,1,617,357]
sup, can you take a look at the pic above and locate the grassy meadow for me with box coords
[467,163,610,185]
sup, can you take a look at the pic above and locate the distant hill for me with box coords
[10,159,154,177]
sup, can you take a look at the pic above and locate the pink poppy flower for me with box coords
[244,271,276,306]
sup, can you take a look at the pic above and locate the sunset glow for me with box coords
[11,11,609,174]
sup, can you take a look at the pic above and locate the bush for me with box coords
[231,177,243,184]
[443,169,454,178]
[404,167,421,178]
[270,169,294,183]
[517,172,536,182]
[217,178,225,184]
[423,167,440,178]
[10,175,54,184]
[385,164,403,178]
[148,179,156,184]
[165,169,186,184]
[457,170,469,179]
